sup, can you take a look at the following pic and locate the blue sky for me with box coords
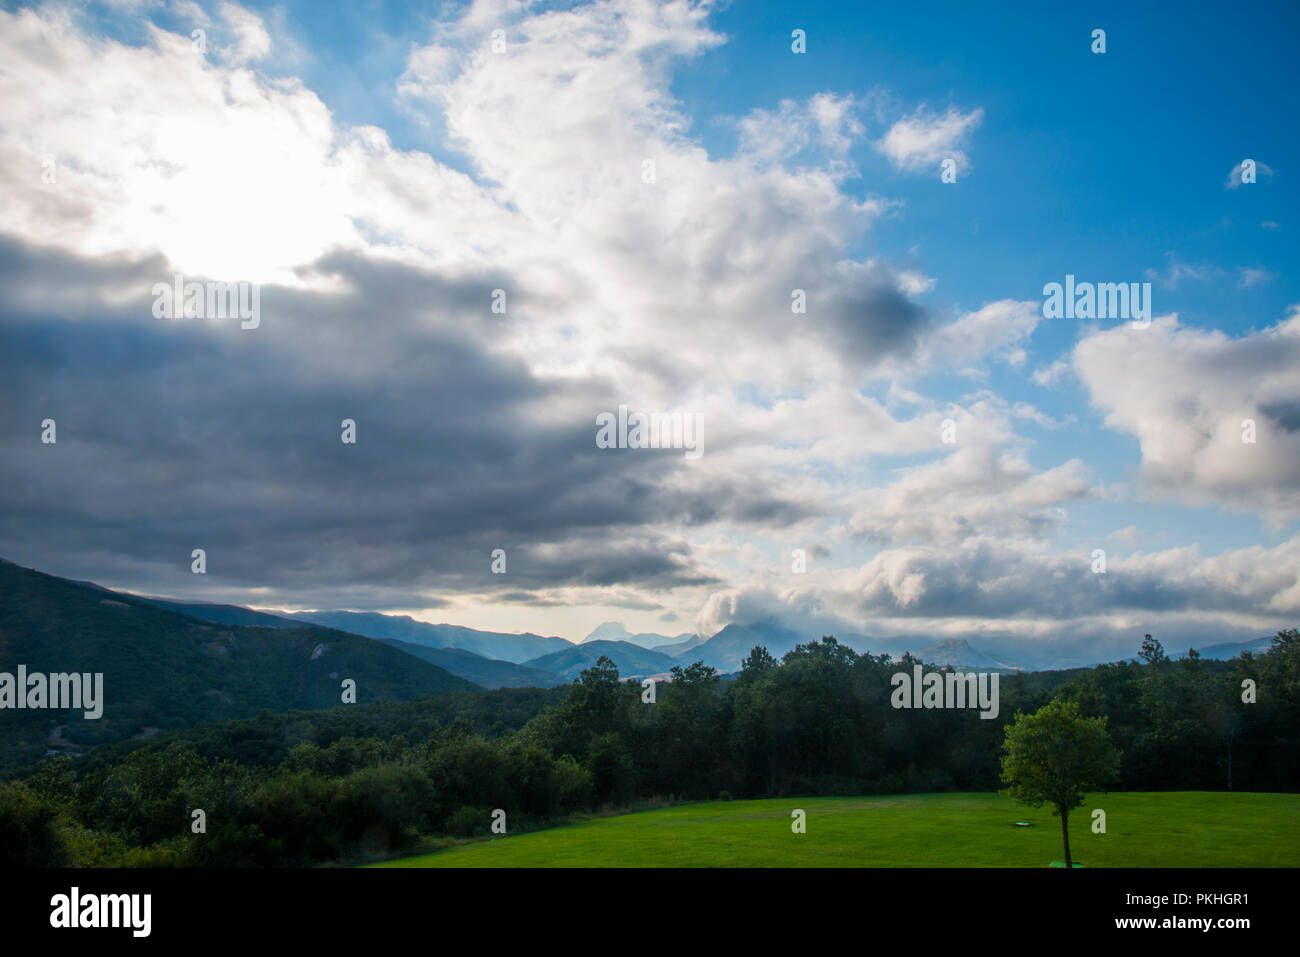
[200,0,1300,556]
[0,0,1296,664]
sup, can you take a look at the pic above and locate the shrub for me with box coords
[0,783,71,867]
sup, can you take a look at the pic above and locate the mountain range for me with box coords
[1174,635,1276,660]
[913,639,1028,672]
[135,606,1289,676]
[1,555,1278,773]
[579,621,696,649]
[522,640,679,681]
[284,610,571,663]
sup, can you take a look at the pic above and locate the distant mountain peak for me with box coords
[523,639,678,681]
[925,638,976,652]
[580,622,698,650]
[916,638,1020,671]
[583,621,634,643]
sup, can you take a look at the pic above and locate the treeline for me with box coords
[2,630,1296,867]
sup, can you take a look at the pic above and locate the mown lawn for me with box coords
[373,791,1299,867]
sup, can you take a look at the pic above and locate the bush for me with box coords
[186,821,267,868]
[551,755,594,814]
[585,733,638,804]
[62,823,129,867]
[123,845,185,868]
[444,804,489,837]
[340,763,432,852]
[0,783,71,867]
[246,772,346,864]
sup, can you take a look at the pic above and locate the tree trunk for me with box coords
[1060,808,1072,868]
[1226,731,1234,790]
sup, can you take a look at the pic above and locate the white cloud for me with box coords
[735,93,863,171]
[1031,357,1070,387]
[216,2,271,64]
[1107,525,1139,549]
[0,6,373,283]
[874,104,983,174]
[1142,258,1220,289]
[1075,308,1300,523]
[841,444,1094,546]
[1237,265,1277,288]
[1225,158,1274,189]
[1143,258,1278,291]
[927,299,1041,366]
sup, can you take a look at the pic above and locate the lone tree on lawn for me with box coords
[1000,699,1120,869]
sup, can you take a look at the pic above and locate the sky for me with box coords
[0,0,1297,662]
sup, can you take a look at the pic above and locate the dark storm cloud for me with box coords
[494,591,567,605]
[1260,399,1300,434]
[821,268,930,364]
[0,235,785,606]
[854,543,1283,621]
[493,590,668,611]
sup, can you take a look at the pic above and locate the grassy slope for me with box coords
[375,792,1300,867]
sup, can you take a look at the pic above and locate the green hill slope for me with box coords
[377,638,565,688]
[138,597,311,630]
[0,559,478,771]
[136,597,564,689]
[522,639,677,680]
[288,611,572,663]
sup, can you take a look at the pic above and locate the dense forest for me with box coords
[2,630,1296,867]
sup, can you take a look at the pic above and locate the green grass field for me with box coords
[374,792,1299,867]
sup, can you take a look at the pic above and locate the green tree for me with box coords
[1000,699,1120,868]
[566,656,626,738]
[653,661,725,797]
[1139,633,1166,664]
[0,783,71,867]
[1269,628,1300,684]
[738,646,776,685]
